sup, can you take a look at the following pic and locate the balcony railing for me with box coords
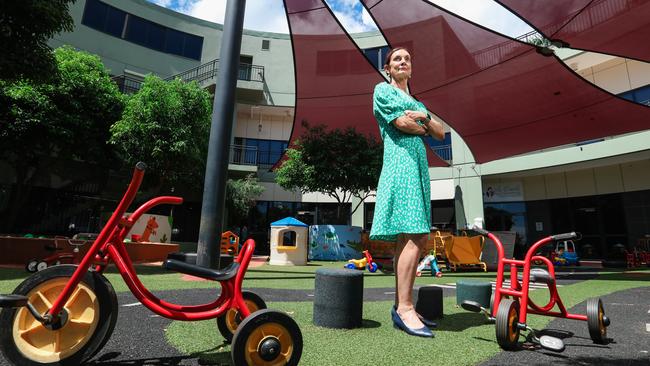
[111,75,143,94]
[165,59,265,84]
[112,60,265,94]
[431,144,452,163]
[230,144,258,166]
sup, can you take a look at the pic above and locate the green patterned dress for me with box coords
[369,82,431,242]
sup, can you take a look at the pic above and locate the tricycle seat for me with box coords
[163,259,239,281]
[518,268,555,285]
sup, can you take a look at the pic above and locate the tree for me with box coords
[109,76,212,194]
[0,46,125,232]
[226,174,265,226]
[275,122,383,223]
[0,0,76,82]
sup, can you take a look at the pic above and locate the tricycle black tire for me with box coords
[496,298,520,350]
[587,298,608,344]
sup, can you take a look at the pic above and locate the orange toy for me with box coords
[221,231,240,255]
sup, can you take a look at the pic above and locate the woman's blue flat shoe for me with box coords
[391,307,434,338]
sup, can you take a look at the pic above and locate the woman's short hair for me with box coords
[383,47,411,68]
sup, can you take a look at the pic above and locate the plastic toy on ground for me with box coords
[554,240,580,266]
[344,250,378,272]
[416,251,443,277]
[0,163,302,366]
[25,237,86,273]
[460,227,611,353]
[444,232,487,272]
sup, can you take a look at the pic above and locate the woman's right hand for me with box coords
[394,113,427,135]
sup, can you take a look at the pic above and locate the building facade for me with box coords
[8,0,648,258]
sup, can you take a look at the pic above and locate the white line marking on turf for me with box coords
[423,284,456,289]
[122,302,142,307]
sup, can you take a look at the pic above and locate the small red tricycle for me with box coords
[25,237,87,273]
[0,163,303,365]
[461,227,610,353]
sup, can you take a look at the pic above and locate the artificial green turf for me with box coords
[166,270,650,366]
[0,263,648,365]
[0,262,494,294]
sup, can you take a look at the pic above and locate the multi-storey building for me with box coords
[5,0,648,259]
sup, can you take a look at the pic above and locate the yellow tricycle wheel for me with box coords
[14,278,99,363]
[231,309,302,366]
[0,265,118,365]
[217,291,267,343]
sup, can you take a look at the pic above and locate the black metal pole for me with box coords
[197,0,246,268]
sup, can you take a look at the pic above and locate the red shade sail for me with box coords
[497,0,650,62]
[362,0,650,162]
[282,0,448,167]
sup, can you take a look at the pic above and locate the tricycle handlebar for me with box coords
[470,225,489,236]
[550,232,578,241]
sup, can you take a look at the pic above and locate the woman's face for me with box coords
[385,49,412,81]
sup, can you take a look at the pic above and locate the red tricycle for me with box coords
[25,237,87,273]
[0,163,303,365]
[461,227,610,353]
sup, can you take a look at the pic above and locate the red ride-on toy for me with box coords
[0,163,303,366]
[460,227,610,353]
[25,237,87,273]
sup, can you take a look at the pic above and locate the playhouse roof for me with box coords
[270,217,309,227]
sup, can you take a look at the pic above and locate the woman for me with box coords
[370,47,444,338]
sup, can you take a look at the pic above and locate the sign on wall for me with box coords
[127,214,172,243]
[483,181,524,202]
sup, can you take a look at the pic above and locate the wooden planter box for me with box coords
[0,236,179,266]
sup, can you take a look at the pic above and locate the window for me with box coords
[619,84,650,106]
[124,15,148,45]
[424,132,452,161]
[147,22,166,51]
[262,39,270,50]
[282,231,296,246]
[243,138,288,167]
[164,29,185,55]
[239,55,253,81]
[183,34,203,60]
[82,0,126,38]
[105,7,126,37]
[82,0,109,30]
[81,0,203,61]
[363,46,390,70]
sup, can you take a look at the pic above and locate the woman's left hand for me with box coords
[405,110,427,121]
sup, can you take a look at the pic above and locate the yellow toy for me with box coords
[344,250,378,272]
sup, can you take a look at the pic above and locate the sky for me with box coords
[147,0,533,38]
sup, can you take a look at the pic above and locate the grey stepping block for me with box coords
[416,286,444,320]
[456,280,492,309]
[313,268,363,329]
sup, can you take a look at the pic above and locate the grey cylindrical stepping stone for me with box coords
[416,286,443,320]
[313,268,363,329]
[456,280,492,309]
